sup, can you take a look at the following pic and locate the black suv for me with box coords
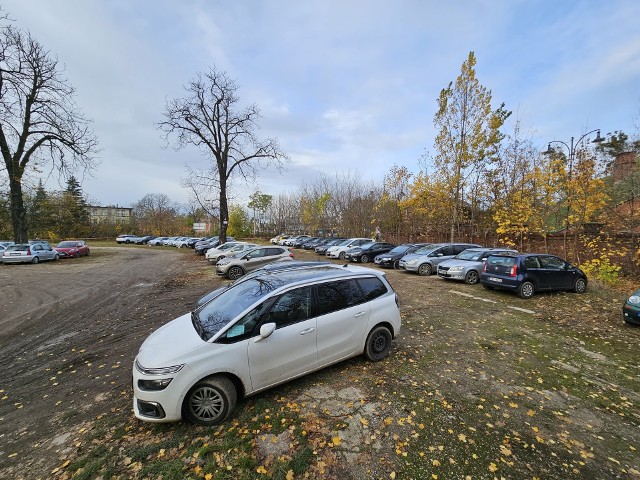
[480,253,588,299]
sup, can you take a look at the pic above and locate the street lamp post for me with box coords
[543,129,604,258]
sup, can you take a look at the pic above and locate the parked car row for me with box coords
[1,239,90,264]
[278,236,591,301]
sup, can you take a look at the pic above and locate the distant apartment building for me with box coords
[88,205,133,224]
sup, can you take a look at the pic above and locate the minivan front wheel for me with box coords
[518,281,535,299]
[574,278,587,294]
[184,376,237,426]
[464,270,479,284]
[418,263,432,276]
[227,266,244,280]
[364,326,392,361]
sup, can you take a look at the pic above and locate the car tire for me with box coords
[464,270,479,285]
[125,240,130,244]
[482,283,494,290]
[518,281,535,299]
[364,325,392,361]
[574,278,587,294]
[86,249,90,256]
[393,260,400,269]
[183,376,237,426]
[338,251,347,260]
[53,254,59,261]
[418,263,432,276]
[75,252,81,258]
[361,254,370,263]
[228,266,244,280]
[31,256,39,264]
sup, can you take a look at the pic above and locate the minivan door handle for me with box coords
[353,311,366,318]
[299,328,315,335]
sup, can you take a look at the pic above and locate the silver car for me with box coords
[2,242,59,264]
[215,246,294,279]
[399,243,482,276]
[207,243,258,263]
[436,247,518,284]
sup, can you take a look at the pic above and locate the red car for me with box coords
[55,240,90,258]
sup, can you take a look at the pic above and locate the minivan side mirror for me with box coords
[255,322,276,342]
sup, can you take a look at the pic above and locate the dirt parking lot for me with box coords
[0,246,639,479]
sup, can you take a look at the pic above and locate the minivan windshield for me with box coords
[193,277,281,341]
[455,250,484,261]
[413,244,436,255]
[388,245,411,255]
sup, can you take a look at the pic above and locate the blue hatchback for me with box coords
[480,253,588,299]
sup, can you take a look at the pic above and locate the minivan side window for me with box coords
[316,280,363,316]
[357,277,388,301]
[217,299,274,343]
[440,246,454,256]
[453,245,469,255]
[267,286,313,329]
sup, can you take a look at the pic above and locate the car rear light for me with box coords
[26,248,31,255]
[510,265,517,277]
[289,253,294,258]
[483,263,487,272]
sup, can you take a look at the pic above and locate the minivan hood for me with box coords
[400,253,424,262]
[438,258,477,268]
[137,313,206,367]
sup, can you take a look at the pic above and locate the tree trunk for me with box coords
[9,175,28,243]
[219,177,228,243]
[450,183,459,243]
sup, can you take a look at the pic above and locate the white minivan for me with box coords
[133,263,401,425]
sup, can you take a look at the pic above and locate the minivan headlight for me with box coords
[139,378,173,391]
[135,359,184,376]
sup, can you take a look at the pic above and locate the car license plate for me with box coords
[488,277,502,283]
[10,253,20,256]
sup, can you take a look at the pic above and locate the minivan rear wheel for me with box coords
[518,281,535,299]
[364,326,392,361]
[183,376,237,426]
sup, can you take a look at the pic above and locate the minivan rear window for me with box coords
[357,277,388,301]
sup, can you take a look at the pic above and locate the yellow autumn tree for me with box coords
[433,51,510,241]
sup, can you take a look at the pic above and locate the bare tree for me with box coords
[159,68,287,242]
[132,193,180,235]
[0,24,98,242]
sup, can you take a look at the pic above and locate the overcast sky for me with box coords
[4,0,640,208]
